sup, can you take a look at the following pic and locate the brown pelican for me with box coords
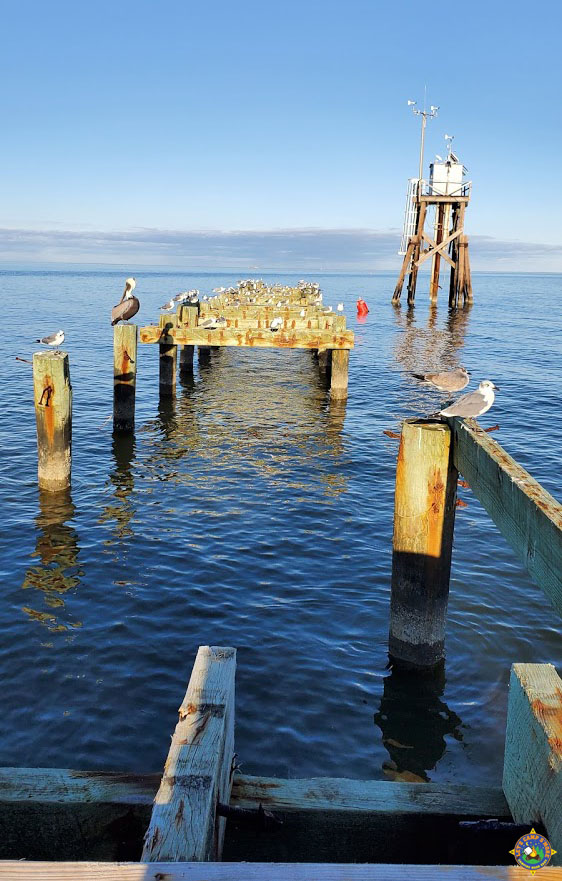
[36,329,65,349]
[440,381,499,418]
[111,277,139,325]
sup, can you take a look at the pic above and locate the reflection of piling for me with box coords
[159,314,177,397]
[113,324,138,432]
[389,419,457,667]
[178,306,198,374]
[33,351,72,491]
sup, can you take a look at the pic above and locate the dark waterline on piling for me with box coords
[0,270,560,783]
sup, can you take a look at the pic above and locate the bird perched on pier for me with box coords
[270,317,283,332]
[200,316,227,330]
[337,303,344,312]
[36,329,65,350]
[412,367,470,394]
[111,278,139,325]
[160,298,175,312]
[439,380,499,418]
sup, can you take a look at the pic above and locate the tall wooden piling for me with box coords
[178,305,198,373]
[159,314,177,396]
[330,350,349,400]
[33,351,72,492]
[389,419,458,667]
[113,324,137,432]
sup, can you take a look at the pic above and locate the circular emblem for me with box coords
[510,828,556,872]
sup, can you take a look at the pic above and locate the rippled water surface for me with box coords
[0,270,560,785]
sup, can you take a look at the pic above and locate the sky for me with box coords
[1,0,561,270]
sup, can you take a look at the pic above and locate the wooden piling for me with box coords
[178,306,198,373]
[389,419,458,667]
[113,324,137,432]
[33,351,72,492]
[159,314,177,396]
[330,350,349,400]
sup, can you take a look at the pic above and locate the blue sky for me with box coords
[1,0,561,269]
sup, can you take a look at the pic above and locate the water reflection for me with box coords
[99,433,137,543]
[393,304,472,375]
[22,489,83,634]
[143,351,348,497]
[374,662,463,782]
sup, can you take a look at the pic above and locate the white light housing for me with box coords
[407,99,416,106]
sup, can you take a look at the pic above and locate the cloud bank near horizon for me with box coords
[0,226,561,271]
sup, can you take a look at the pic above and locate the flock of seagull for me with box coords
[34,276,499,420]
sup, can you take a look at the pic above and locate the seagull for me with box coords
[412,367,470,394]
[36,329,65,349]
[269,317,283,332]
[440,380,499,418]
[300,309,306,318]
[199,316,227,330]
[337,303,344,312]
[111,279,140,325]
[160,299,175,312]
[173,291,190,303]
[213,286,226,293]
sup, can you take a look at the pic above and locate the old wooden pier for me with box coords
[21,280,561,877]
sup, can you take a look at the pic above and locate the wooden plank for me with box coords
[0,768,508,816]
[451,418,562,616]
[1,863,560,879]
[140,327,355,350]
[416,227,462,268]
[503,663,562,863]
[232,775,509,816]
[0,768,159,804]
[141,646,236,862]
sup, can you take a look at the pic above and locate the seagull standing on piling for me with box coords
[160,298,175,312]
[36,330,65,349]
[111,278,139,325]
[412,367,470,394]
[439,380,499,418]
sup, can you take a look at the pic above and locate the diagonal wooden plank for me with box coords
[421,232,455,268]
[415,228,462,267]
[141,646,236,863]
[503,664,562,864]
[450,418,562,616]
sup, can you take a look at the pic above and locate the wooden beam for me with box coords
[450,418,562,616]
[1,863,559,879]
[423,231,455,269]
[140,327,354,350]
[178,306,198,372]
[392,240,414,303]
[415,228,462,268]
[141,646,236,863]
[232,775,509,817]
[503,663,562,862]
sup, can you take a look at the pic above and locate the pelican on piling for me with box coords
[111,278,139,325]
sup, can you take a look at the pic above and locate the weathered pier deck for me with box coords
[139,281,354,402]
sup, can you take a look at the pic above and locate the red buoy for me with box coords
[356,298,369,316]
